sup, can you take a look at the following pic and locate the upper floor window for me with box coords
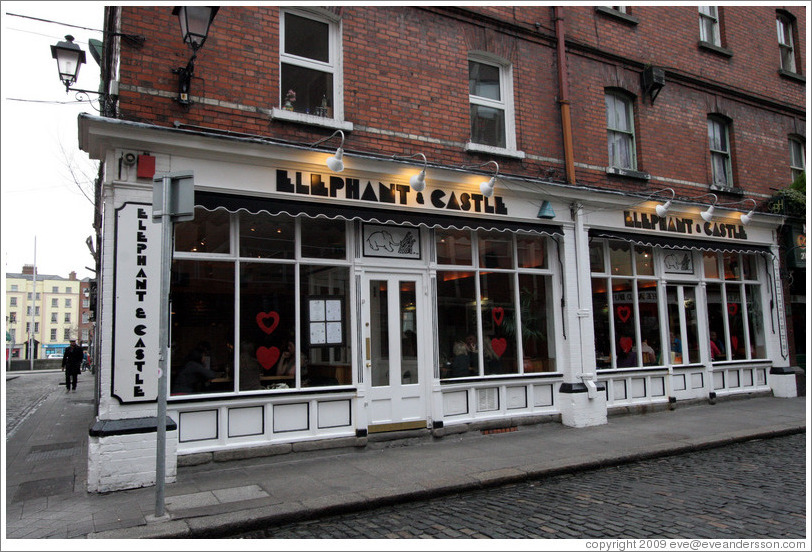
[789,136,805,182]
[10,297,17,307]
[50,329,57,341]
[9,312,16,323]
[777,12,797,73]
[11,284,17,291]
[280,10,339,119]
[51,313,58,323]
[708,116,733,189]
[65,286,73,294]
[64,313,71,323]
[63,328,71,340]
[605,91,637,170]
[52,286,59,293]
[64,298,72,308]
[698,6,721,46]
[467,54,521,157]
[51,298,58,308]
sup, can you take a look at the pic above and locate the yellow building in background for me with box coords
[5,265,92,360]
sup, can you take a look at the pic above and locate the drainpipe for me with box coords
[554,6,576,186]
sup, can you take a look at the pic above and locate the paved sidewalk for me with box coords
[3,372,807,540]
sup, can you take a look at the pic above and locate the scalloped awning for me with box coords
[196,191,563,236]
[590,230,773,256]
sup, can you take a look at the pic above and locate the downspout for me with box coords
[554,6,576,185]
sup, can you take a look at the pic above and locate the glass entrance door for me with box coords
[665,284,700,365]
[363,273,426,431]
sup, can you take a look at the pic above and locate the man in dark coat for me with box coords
[62,339,84,392]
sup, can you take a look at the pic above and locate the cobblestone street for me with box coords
[4,371,65,438]
[235,434,806,540]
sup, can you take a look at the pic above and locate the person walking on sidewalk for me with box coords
[62,339,83,392]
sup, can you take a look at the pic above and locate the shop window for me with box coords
[436,228,472,266]
[605,91,637,170]
[175,208,231,254]
[280,10,338,119]
[665,285,699,365]
[707,116,734,189]
[789,136,805,183]
[745,284,766,359]
[438,230,555,379]
[705,262,764,363]
[702,251,720,279]
[301,218,346,259]
[467,54,520,155]
[170,260,235,396]
[591,239,663,369]
[776,11,798,73]
[698,6,721,46]
[239,212,295,259]
[723,251,740,280]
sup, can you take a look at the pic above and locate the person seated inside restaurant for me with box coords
[239,340,262,391]
[172,346,222,394]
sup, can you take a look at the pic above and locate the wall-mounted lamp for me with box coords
[462,161,500,198]
[310,130,345,172]
[653,188,675,217]
[172,6,219,106]
[393,153,428,192]
[719,198,758,225]
[699,193,718,222]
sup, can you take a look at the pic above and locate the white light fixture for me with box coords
[654,188,675,217]
[393,152,428,192]
[310,130,345,173]
[700,193,718,222]
[739,199,757,226]
[51,35,87,91]
[462,160,499,198]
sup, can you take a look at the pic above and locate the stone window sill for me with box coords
[698,41,733,59]
[271,108,354,132]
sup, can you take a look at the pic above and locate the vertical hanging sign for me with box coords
[112,203,162,402]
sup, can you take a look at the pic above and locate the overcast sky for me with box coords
[2,1,106,280]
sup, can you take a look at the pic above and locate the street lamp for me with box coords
[172,6,219,105]
[51,35,86,92]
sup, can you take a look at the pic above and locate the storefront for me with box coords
[80,115,792,493]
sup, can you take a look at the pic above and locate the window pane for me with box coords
[300,265,351,386]
[281,63,333,115]
[436,228,472,265]
[470,104,506,148]
[613,279,638,368]
[723,252,740,280]
[703,252,720,279]
[284,12,329,62]
[711,152,730,187]
[239,212,295,259]
[727,283,746,359]
[170,260,234,395]
[480,272,517,375]
[239,263,296,391]
[518,274,556,372]
[438,271,478,378]
[478,230,513,269]
[469,61,500,100]
[517,235,547,269]
[301,218,346,259]
[174,208,230,254]
[608,131,633,169]
[590,241,606,273]
[608,240,633,276]
[745,284,766,359]
[400,281,418,384]
[635,246,654,276]
[638,280,661,365]
[706,283,727,361]
[740,254,757,280]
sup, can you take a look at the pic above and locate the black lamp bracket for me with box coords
[173,54,197,106]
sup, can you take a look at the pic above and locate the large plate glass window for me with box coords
[280,10,338,118]
[436,229,557,379]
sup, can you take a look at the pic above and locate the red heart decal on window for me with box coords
[730,336,738,352]
[492,307,504,326]
[616,305,631,323]
[256,311,280,335]
[727,303,738,317]
[256,346,280,371]
[491,337,507,358]
[619,336,633,353]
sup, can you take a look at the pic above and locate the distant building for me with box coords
[5,265,92,359]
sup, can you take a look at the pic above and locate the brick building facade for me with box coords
[77,5,805,492]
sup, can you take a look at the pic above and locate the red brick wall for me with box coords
[115,5,805,202]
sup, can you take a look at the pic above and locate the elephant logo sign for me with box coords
[363,225,421,259]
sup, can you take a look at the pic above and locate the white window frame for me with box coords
[698,6,721,46]
[272,8,352,132]
[466,53,525,159]
[708,116,733,189]
[776,14,796,73]
[789,136,805,182]
[605,91,637,170]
